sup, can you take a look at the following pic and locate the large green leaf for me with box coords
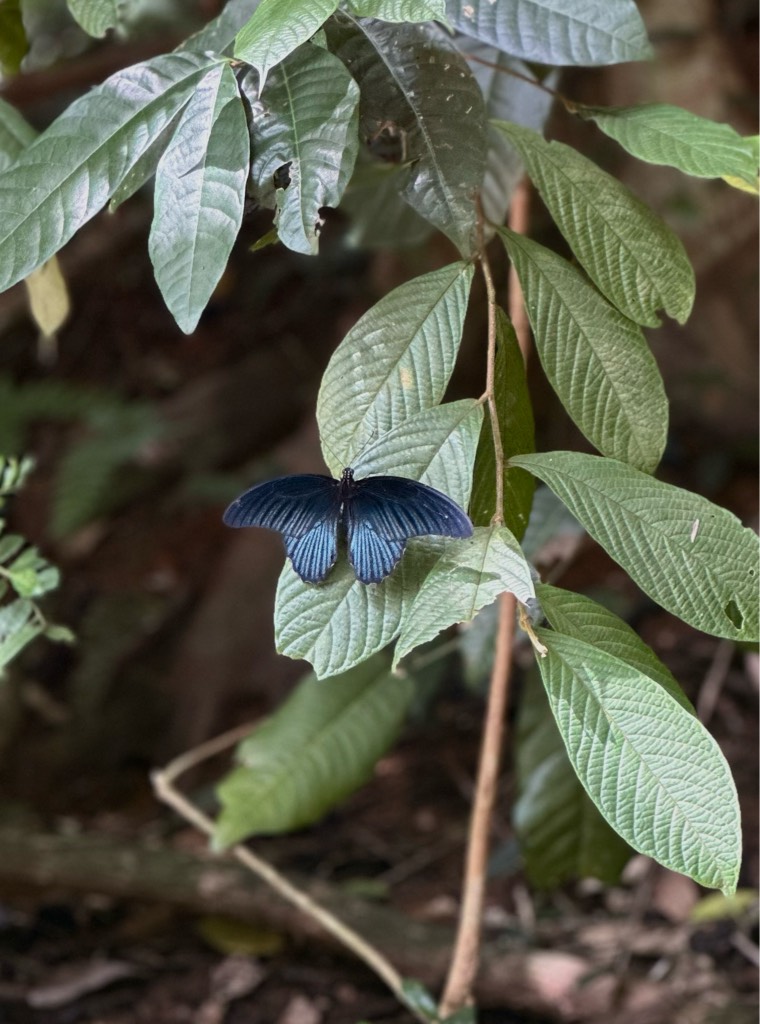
[317,262,473,472]
[0,51,220,294]
[447,0,652,66]
[499,228,668,473]
[0,98,35,171]
[536,583,694,713]
[215,656,413,847]
[393,524,535,667]
[67,0,121,37]
[454,38,556,227]
[535,629,741,893]
[347,0,447,21]
[326,14,486,255]
[512,452,760,642]
[514,669,631,887]
[234,0,339,86]
[149,64,248,334]
[470,308,535,538]
[246,43,359,255]
[276,401,483,678]
[493,122,695,326]
[578,102,758,189]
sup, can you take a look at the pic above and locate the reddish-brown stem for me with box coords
[438,590,516,1015]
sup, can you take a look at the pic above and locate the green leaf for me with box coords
[108,112,184,212]
[215,656,413,846]
[536,583,694,713]
[234,0,339,86]
[149,63,248,333]
[0,98,36,171]
[511,452,760,642]
[514,668,632,887]
[43,623,76,644]
[5,545,60,597]
[67,0,122,37]
[0,533,25,563]
[0,599,42,672]
[0,455,34,499]
[577,102,758,189]
[326,14,486,254]
[394,524,535,667]
[492,122,695,326]
[347,0,447,22]
[317,262,474,472]
[0,51,220,294]
[499,228,668,473]
[246,43,360,256]
[447,0,653,66]
[454,39,556,227]
[470,308,535,537]
[275,401,483,678]
[535,628,741,893]
[0,0,27,75]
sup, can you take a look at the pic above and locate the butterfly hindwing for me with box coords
[346,518,406,584]
[284,520,339,583]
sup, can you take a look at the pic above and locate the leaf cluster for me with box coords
[0,0,756,905]
[0,457,73,675]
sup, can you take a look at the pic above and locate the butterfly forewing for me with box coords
[223,474,340,536]
[347,476,474,541]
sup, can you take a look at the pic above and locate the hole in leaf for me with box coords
[273,162,291,190]
[724,599,743,631]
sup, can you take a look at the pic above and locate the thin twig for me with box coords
[464,53,562,102]
[438,591,516,1016]
[151,735,429,1024]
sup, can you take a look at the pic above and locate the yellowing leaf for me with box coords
[23,257,70,338]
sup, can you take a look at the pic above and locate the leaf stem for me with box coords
[464,53,562,102]
[438,590,516,1016]
[151,725,431,1024]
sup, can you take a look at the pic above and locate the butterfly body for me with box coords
[223,467,473,584]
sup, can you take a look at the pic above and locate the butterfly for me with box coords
[223,467,473,584]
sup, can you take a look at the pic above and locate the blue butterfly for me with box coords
[223,467,473,584]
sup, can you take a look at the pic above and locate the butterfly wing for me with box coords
[344,475,473,584]
[283,521,339,584]
[347,519,406,584]
[223,474,341,583]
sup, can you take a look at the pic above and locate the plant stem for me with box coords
[151,726,430,1024]
[438,590,515,1016]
